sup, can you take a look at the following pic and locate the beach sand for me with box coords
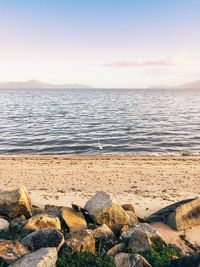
[0,155,200,250]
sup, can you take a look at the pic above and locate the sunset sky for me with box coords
[0,0,200,88]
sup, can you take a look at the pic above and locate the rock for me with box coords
[107,243,125,257]
[24,213,61,231]
[32,205,45,216]
[9,215,27,231]
[66,229,95,254]
[0,240,29,264]
[129,230,152,253]
[0,186,32,219]
[122,204,135,213]
[171,254,200,267]
[126,211,139,225]
[9,247,57,267]
[45,204,62,217]
[72,204,95,223]
[0,218,9,231]
[115,253,152,267]
[84,191,113,217]
[121,223,161,241]
[167,198,200,230]
[21,228,64,251]
[92,224,115,240]
[147,197,200,230]
[128,223,165,253]
[96,203,129,232]
[61,207,87,232]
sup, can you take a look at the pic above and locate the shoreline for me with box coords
[1,155,200,217]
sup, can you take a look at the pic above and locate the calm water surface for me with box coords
[0,88,200,155]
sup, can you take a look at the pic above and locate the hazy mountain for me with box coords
[149,79,200,90]
[149,85,169,89]
[176,79,200,89]
[0,79,93,89]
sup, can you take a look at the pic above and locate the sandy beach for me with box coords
[0,155,200,217]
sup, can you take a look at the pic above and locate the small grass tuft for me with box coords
[141,238,182,267]
[57,252,115,267]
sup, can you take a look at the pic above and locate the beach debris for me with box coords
[23,213,61,231]
[0,240,29,264]
[61,207,87,233]
[0,186,32,219]
[21,228,64,252]
[0,217,9,231]
[96,203,130,232]
[84,191,113,217]
[9,247,58,267]
[92,224,115,240]
[66,229,95,254]
[114,253,152,267]
[147,197,200,230]
[107,243,125,257]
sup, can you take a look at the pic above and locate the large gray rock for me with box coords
[84,191,113,217]
[0,240,29,264]
[0,186,32,219]
[0,218,9,231]
[147,197,200,230]
[21,228,64,251]
[129,230,152,253]
[115,253,151,267]
[128,224,165,253]
[9,247,57,267]
[121,223,161,241]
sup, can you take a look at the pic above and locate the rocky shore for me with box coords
[0,186,200,266]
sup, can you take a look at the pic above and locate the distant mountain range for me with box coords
[176,79,200,89]
[0,79,93,89]
[0,79,200,89]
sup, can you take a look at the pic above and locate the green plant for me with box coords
[0,259,7,267]
[57,252,115,267]
[141,238,181,267]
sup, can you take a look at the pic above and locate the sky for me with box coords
[0,0,200,88]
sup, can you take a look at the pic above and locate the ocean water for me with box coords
[0,88,200,155]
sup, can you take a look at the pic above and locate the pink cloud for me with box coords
[103,59,173,68]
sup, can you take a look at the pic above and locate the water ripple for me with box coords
[0,88,200,155]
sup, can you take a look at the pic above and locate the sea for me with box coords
[0,88,200,155]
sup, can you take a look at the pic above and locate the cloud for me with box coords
[103,59,173,68]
